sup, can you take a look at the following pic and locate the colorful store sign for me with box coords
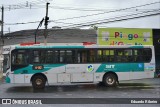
[97,28,153,45]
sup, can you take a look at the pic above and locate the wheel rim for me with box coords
[106,76,115,85]
[36,78,42,85]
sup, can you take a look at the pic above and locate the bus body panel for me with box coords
[24,74,33,83]
[3,45,155,86]
[10,63,155,83]
[57,73,71,83]
[93,73,105,82]
[14,74,25,83]
[45,74,57,83]
[129,71,154,80]
[71,73,93,82]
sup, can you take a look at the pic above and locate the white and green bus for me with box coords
[2,43,155,89]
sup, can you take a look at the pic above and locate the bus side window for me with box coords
[66,50,74,63]
[33,51,40,63]
[60,50,65,63]
[133,50,138,62]
[133,49,143,62]
[82,51,87,63]
[143,49,152,62]
[89,50,96,63]
[45,50,53,63]
[97,49,114,62]
[97,50,103,62]
[12,50,29,65]
[109,50,115,62]
[116,49,123,62]
[124,49,133,62]
[102,50,109,62]
[55,51,59,63]
[77,52,81,63]
[77,50,87,63]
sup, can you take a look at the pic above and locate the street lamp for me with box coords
[35,18,44,44]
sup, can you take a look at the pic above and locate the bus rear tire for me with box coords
[103,73,117,87]
[32,75,46,89]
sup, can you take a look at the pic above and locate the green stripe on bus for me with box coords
[96,63,144,72]
[14,64,66,74]
[6,77,11,83]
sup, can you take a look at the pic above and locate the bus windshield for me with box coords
[3,54,10,73]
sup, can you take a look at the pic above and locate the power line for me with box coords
[5,21,40,25]
[50,7,159,12]
[43,9,160,28]
[3,1,160,35]
[61,10,160,29]
[50,1,160,21]
[3,1,160,12]
[5,1,160,26]
[48,9,159,26]
[67,12,160,28]
[2,0,46,11]
[4,9,160,28]
[5,9,160,32]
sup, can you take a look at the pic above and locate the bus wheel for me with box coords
[103,73,117,87]
[32,75,46,89]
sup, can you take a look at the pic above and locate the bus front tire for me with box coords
[103,73,117,87]
[32,75,46,89]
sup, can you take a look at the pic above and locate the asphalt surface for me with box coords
[0,78,159,107]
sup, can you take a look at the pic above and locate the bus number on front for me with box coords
[33,65,44,70]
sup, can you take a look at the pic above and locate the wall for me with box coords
[3,29,97,45]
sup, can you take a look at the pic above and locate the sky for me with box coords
[0,0,160,33]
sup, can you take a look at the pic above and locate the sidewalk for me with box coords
[0,72,4,84]
[0,71,4,83]
[0,71,2,80]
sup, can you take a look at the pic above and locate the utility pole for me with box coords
[0,6,4,76]
[44,2,50,45]
[1,6,4,46]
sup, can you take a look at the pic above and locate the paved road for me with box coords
[0,78,159,107]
